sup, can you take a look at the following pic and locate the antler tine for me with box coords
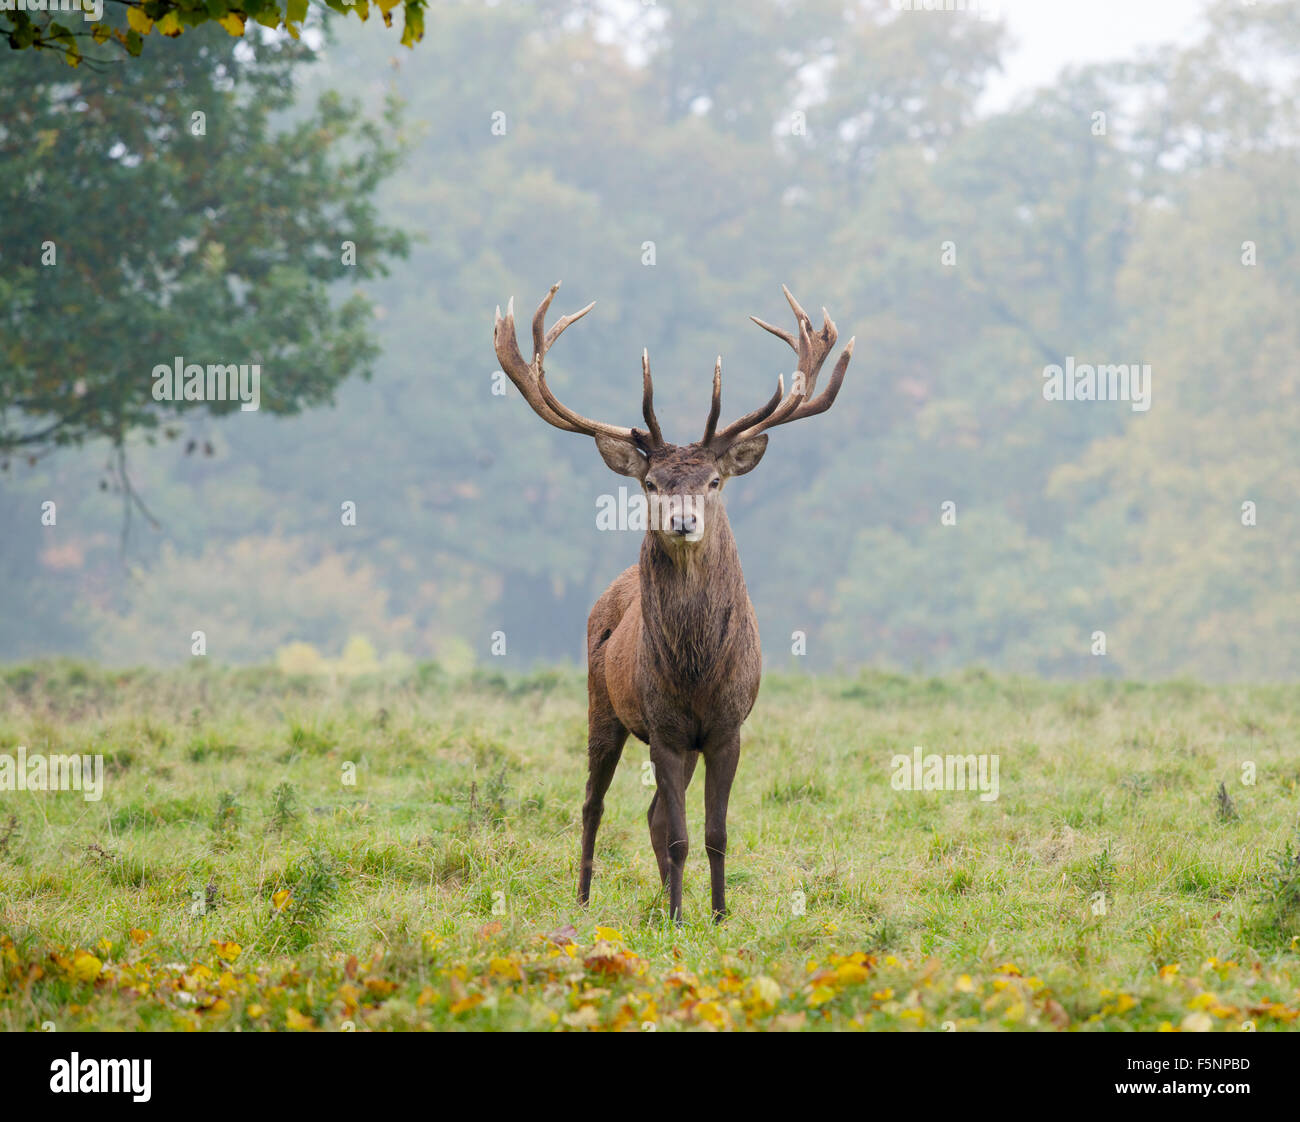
[701,356,722,444]
[749,314,797,349]
[784,336,854,423]
[707,287,854,450]
[641,349,663,447]
[530,283,559,359]
[705,374,786,449]
[494,282,635,441]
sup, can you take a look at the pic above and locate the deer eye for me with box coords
[644,480,658,493]
[709,477,721,489]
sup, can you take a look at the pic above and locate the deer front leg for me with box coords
[648,741,689,922]
[704,731,740,923]
[647,751,697,890]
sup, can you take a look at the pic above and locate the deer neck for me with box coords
[638,506,748,682]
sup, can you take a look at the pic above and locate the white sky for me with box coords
[982,0,1210,109]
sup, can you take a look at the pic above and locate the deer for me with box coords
[493,283,854,923]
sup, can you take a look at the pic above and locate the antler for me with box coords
[493,282,663,448]
[703,285,854,451]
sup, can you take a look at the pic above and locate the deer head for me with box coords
[493,282,855,550]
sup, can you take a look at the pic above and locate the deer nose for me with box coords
[671,513,698,535]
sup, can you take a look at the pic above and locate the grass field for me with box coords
[1,661,1298,1031]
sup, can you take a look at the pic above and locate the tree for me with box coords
[2,0,424,64]
[0,23,407,518]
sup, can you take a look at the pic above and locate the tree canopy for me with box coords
[0,22,407,510]
[2,0,424,64]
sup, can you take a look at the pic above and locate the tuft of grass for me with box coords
[1245,828,1300,950]
[1216,781,1239,823]
[0,813,19,858]
[267,782,300,835]
[271,845,341,952]
[211,790,243,852]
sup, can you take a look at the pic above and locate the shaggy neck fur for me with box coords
[638,504,748,684]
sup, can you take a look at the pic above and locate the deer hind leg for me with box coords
[703,732,740,923]
[648,747,696,921]
[579,711,628,907]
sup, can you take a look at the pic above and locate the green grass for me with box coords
[0,660,1297,1031]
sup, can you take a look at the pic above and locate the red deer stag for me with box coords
[493,283,854,922]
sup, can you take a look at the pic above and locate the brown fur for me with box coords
[493,283,854,923]
[579,443,763,922]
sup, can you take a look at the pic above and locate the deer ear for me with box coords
[716,434,768,478]
[595,435,649,481]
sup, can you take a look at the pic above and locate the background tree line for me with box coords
[1,0,1297,681]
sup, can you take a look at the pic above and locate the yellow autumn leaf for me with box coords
[694,1000,727,1026]
[450,993,484,1015]
[246,1003,264,1018]
[750,976,781,1008]
[594,926,624,944]
[129,928,151,946]
[272,889,292,912]
[156,11,182,36]
[807,984,835,1008]
[835,961,870,986]
[126,6,152,34]
[217,11,245,36]
[1108,993,1137,1014]
[284,1007,315,1030]
[71,951,102,983]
